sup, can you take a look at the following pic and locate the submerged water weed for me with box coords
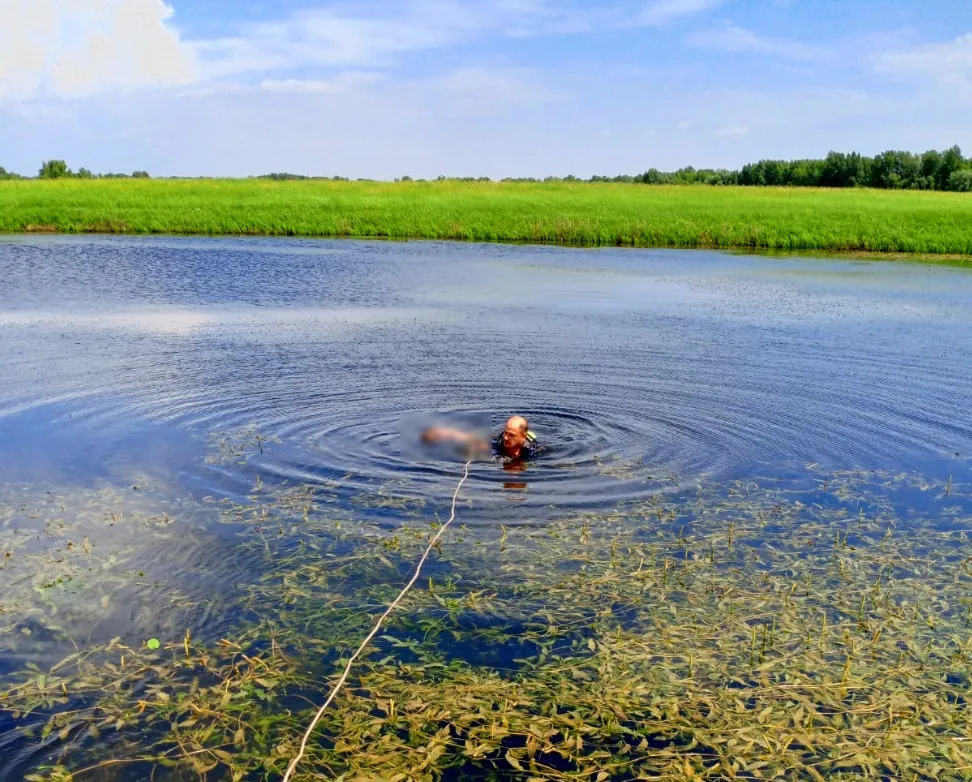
[593,454,679,483]
[0,483,206,654]
[207,428,282,466]
[1,467,970,780]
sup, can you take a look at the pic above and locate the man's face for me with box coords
[502,423,527,453]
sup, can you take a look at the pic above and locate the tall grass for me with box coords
[1,178,971,254]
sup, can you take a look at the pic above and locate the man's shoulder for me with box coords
[522,431,544,456]
[526,432,543,456]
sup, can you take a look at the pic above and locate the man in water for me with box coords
[422,415,541,462]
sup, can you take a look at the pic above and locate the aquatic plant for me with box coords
[1,179,972,256]
[1,460,969,780]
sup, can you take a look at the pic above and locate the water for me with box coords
[3,236,970,505]
[1,236,971,778]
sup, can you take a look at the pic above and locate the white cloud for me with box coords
[0,0,728,102]
[637,0,724,27]
[0,0,197,101]
[418,66,568,115]
[194,0,725,80]
[4,63,969,181]
[874,33,972,90]
[195,3,477,79]
[688,23,821,60]
[714,124,749,137]
[258,73,384,95]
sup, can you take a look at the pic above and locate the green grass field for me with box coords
[2,178,971,255]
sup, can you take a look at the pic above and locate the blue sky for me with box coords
[2,0,971,178]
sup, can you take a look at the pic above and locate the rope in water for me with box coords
[282,460,473,782]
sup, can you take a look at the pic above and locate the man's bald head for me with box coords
[506,415,528,435]
[500,415,530,458]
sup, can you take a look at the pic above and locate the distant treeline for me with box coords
[0,160,151,180]
[636,146,971,192]
[3,147,971,190]
[256,172,350,181]
[541,146,972,192]
[257,147,972,191]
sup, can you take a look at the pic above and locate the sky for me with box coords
[1,0,971,178]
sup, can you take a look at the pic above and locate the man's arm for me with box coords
[421,426,490,454]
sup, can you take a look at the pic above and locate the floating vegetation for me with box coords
[207,427,282,466]
[1,463,970,780]
[593,454,679,483]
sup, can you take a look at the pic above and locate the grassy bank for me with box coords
[2,178,972,254]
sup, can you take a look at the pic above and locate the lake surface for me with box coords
[1,236,971,779]
[3,236,970,505]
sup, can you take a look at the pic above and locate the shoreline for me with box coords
[3,179,971,257]
[6,231,972,266]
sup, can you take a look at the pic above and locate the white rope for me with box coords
[282,460,473,782]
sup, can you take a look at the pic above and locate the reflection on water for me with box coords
[1,236,971,779]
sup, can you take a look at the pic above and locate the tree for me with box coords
[639,168,671,184]
[739,162,765,186]
[673,166,698,184]
[937,145,964,190]
[77,168,93,179]
[947,169,972,192]
[132,170,151,178]
[920,149,942,181]
[819,151,868,188]
[39,159,72,179]
[763,160,788,186]
[790,159,824,186]
[869,150,920,189]
[257,172,308,180]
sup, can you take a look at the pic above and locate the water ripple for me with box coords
[0,238,970,518]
